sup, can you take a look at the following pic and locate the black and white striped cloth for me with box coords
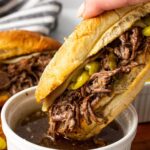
[0,0,62,35]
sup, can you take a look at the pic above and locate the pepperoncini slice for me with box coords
[69,71,90,90]
[0,137,6,150]
[71,69,83,82]
[142,26,150,36]
[108,53,117,70]
[85,61,100,75]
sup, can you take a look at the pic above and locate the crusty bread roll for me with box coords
[36,2,150,140]
[0,30,61,60]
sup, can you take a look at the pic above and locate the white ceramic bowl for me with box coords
[133,82,150,123]
[1,87,138,150]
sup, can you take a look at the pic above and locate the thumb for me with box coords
[78,0,150,19]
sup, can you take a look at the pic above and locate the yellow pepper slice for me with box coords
[69,71,90,90]
[108,53,117,70]
[85,61,100,75]
[142,26,150,36]
[71,69,83,82]
[0,137,6,150]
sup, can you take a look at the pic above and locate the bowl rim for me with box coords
[1,86,138,150]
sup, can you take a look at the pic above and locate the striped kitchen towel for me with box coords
[0,0,62,35]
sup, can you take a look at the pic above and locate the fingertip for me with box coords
[77,2,85,18]
[81,0,104,19]
[77,0,104,19]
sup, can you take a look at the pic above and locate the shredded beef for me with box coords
[113,27,142,66]
[0,71,10,90]
[48,27,149,137]
[130,27,142,60]
[87,69,120,94]
[0,51,55,95]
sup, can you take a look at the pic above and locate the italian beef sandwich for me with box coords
[0,30,61,106]
[36,2,150,140]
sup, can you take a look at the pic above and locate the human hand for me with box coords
[77,0,150,19]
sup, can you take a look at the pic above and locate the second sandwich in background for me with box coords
[0,30,61,106]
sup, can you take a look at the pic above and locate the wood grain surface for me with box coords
[132,123,150,150]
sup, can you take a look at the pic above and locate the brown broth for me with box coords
[15,110,124,150]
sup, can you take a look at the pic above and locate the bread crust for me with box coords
[36,2,150,103]
[0,30,61,60]
[0,92,10,107]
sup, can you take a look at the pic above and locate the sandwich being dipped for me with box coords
[36,2,150,140]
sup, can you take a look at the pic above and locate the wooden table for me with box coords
[132,123,150,150]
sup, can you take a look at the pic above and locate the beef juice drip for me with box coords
[15,110,124,150]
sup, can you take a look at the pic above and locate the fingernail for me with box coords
[77,3,85,17]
